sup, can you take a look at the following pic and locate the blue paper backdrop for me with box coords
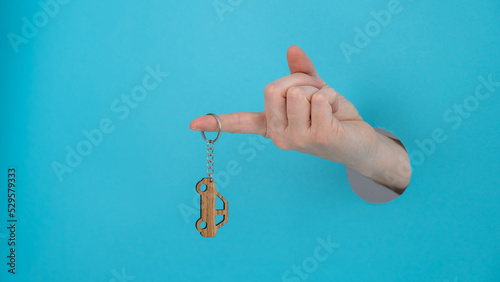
[1,0,499,281]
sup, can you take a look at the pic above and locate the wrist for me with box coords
[348,132,411,190]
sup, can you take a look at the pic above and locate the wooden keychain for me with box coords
[195,113,228,237]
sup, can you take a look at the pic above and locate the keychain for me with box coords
[195,113,228,237]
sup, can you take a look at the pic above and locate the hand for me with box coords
[190,46,411,190]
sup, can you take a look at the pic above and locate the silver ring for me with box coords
[201,113,222,143]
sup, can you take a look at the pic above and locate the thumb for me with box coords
[287,45,320,77]
[189,112,267,136]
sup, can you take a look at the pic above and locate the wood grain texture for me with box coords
[195,177,228,237]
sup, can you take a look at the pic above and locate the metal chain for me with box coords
[206,141,215,179]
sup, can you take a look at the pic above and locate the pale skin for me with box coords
[190,46,411,190]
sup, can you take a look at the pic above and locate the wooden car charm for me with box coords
[195,113,228,237]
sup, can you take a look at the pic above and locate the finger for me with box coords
[287,45,324,86]
[310,87,338,131]
[286,86,319,132]
[189,112,266,136]
[271,72,324,97]
[264,73,323,133]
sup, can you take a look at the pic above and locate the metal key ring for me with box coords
[201,113,222,143]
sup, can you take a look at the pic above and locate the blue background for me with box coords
[1,0,500,281]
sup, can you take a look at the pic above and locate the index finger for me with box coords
[189,112,267,136]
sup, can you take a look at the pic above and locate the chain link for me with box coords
[206,141,215,179]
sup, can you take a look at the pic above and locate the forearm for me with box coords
[349,132,411,190]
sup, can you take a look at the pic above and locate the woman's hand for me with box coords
[190,46,411,190]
